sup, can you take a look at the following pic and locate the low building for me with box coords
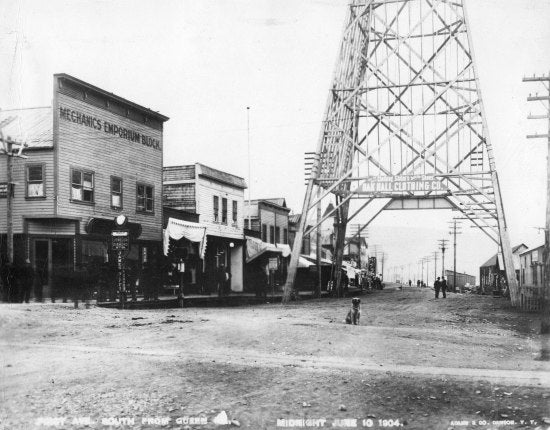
[288,213,311,256]
[518,244,544,311]
[243,198,291,291]
[163,163,246,293]
[479,244,527,296]
[1,74,168,300]
[444,270,475,293]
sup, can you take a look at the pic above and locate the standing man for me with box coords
[434,277,441,299]
[441,276,448,299]
[217,264,226,297]
[19,259,35,303]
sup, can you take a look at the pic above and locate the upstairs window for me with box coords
[262,224,267,242]
[71,169,94,203]
[26,164,44,198]
[283,228,288,245]
[137,183,154,213]
[111,177,123,209]
[213,196,219,222]
[222,198,228,224]
[232,200,238,223]
[269,226,275,244]
[275,226,280,244]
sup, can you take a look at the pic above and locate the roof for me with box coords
[247,198,290,212]
[480,244,528,268]
[55,74,169,122]
[519,244,545,256]
[289,214,301,224]
[0,107,53,149]
[197,163,247,189]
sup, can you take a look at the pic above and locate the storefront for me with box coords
[0,73,168,300]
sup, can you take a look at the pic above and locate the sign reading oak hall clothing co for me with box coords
[58,106,161,150]
[359,175,444,194]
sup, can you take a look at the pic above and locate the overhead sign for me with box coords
[59,106,161,150]
[358,175,444,194]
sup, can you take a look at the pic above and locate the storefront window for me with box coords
[71,168,94,203]
[26,164,44,197]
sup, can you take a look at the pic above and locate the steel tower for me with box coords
[284,0,519,304]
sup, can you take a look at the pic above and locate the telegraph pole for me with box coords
[438,239,449,280]
[524,73,550,351]
[432,252,439,283]
[0,116,27,264]
[448,219,463,292]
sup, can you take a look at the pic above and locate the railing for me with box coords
[519,284,543,312]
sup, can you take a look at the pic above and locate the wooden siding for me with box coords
[163,165,195,181]
[27,219,76,235]
[0,150,55,234]
[163,183,196,212]
[196,176,244,239]
[55,93,163,242]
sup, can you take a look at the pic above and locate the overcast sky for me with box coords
[1,0,549,281]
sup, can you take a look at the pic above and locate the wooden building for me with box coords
[163,163,246,293]
[479,244,526,296]
[288,213,311,256]
[518,245,544,311]
[0,74,168,298]
[444,270,476,293]
[243,199,291,290]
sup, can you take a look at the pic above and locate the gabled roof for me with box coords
[0,107,53,149]
[480,244,529,268]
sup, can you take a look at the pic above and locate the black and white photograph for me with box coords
[1,0,549,428]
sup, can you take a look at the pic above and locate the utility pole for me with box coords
[448,219,463,292]
[438,239,449,281]
[0,116,27,264]
[524,73,550,353]
[432,252,439,283]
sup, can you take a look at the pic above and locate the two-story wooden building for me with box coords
[0,74,168,298]
[163,163,246,293]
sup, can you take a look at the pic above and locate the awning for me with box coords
[246,236,282,263]
[86,217,142,239]
[164,218,207,258]
[276,243,291,258]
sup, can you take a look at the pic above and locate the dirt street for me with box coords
[1,285,549,430]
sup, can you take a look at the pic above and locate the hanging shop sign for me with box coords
[358,175,444,194]
[58,106,161,150]
[111,230,130,251]
[0,182,7,198]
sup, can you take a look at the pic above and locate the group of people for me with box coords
[0,259,38,303]
[434,276,448,298]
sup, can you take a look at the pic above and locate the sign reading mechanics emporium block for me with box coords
[358,175,445,195]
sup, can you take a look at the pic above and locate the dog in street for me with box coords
[345,297,361,325]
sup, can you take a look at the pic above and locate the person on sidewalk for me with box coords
[441,276,448,298]
[434,277,441,299]
[216,264,226,297]
[19,259,35,303]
